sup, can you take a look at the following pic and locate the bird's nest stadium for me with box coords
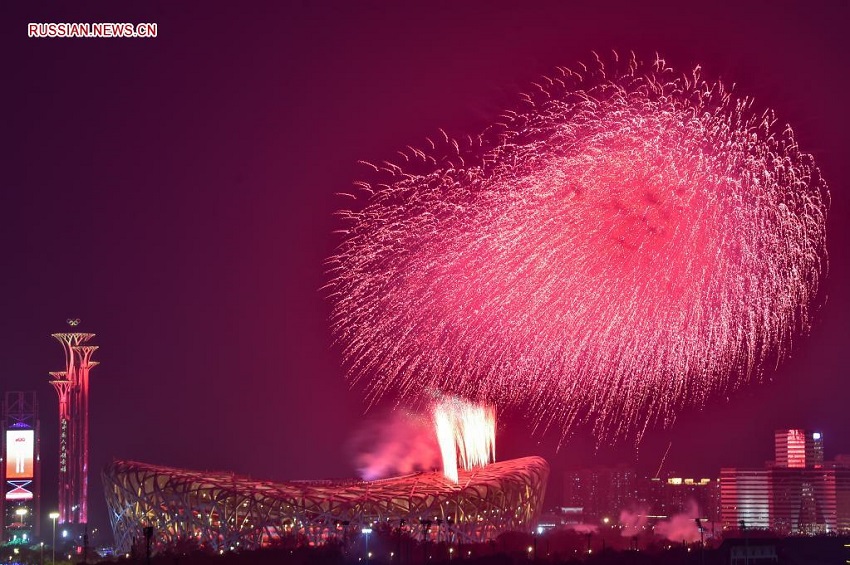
[103,457,549,553]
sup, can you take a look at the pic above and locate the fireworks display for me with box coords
[433,396,496,482]
[327,54,828,440]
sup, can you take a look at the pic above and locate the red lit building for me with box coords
[774,429,823,469]
[720,429,850,535]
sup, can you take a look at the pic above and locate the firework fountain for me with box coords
[433,396,496,482]
[328,53,828,440]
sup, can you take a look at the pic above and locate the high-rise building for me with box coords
[562,465,636,520]
[834,459,850,532]
[720,468,771,529]
[771,466,836,534]
[774,429,823,469]
[49,331,98,527]
[1,391,40,544]
[563,467,720,522]
[720,430,850,535]
[644,476,720,522]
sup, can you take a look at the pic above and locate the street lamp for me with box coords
[695,518,705,565]
[15,508,28,537]
[362,526,372,560]
[12,508,28,546]
[49,512,60,565]
[600,517,613,551]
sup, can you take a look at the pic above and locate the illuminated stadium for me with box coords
[103,456,549,553]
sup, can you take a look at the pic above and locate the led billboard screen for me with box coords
[5,481,33,500]
[5,430,35,480]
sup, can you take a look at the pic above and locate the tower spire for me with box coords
[50,326,97,525]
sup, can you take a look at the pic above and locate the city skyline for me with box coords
[2,0,849,536]
[558,429,850,535]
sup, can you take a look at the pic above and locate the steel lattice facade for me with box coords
[103,457,549,554]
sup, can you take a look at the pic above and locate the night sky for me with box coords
[2,1,849,534]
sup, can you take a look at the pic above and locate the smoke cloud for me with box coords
[653,501,702,543]
[567,523,599,534]
[619,503,650,537]
[349,410,442,480]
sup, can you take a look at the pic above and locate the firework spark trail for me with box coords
[327,54,828,440]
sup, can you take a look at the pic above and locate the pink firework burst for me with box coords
[327,54,828,440]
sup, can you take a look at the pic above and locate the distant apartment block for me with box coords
[562,465,719,522]
[720,429,850,535]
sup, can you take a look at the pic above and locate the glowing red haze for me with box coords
[327,54,829,441]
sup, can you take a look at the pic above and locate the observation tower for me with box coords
[49,325,98,526]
